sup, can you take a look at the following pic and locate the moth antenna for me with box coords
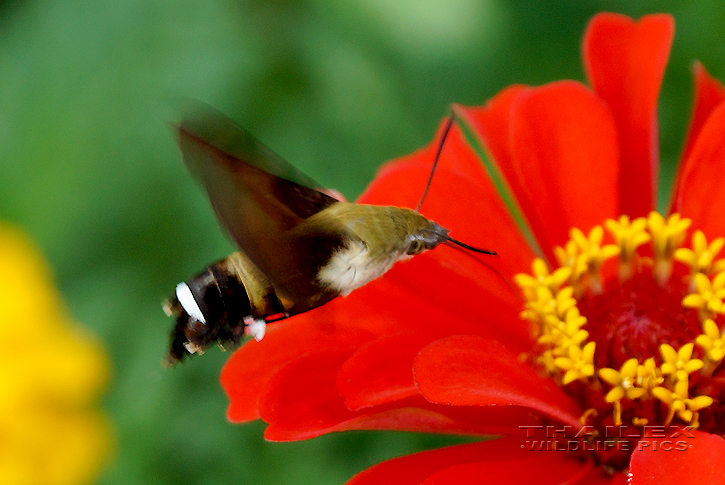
[445,236,497,256]
[415,111,455,212]
[417,113,499,258]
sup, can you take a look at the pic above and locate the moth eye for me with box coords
[407,239,424,255]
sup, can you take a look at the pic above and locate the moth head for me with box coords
[406,220,450,255]
[403,213,497,257]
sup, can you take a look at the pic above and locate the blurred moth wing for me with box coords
[164,104,454,364]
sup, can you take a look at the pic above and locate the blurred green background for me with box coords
[1,0,724,483]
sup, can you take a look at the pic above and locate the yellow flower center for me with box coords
[516,212,723,466]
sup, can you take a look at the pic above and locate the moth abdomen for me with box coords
[164,250,340,365]
[164,259,257,364]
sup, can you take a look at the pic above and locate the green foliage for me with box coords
[1,0,723,483]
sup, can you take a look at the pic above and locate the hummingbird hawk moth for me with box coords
[163,104,495,364]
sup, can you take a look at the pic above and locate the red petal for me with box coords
[579,469,629,485]
[506,81,619,256]
[316,272,476,335]
[221,320,374,422]
[672,62,725,209]
[583,13,674,217]
[347,437,588,485]
[341,258,525,341]
[386,252,532,349]
[420,458,591,485]
[329,404,539,439]
[629,430,725,485]
[672,103,725,237]
[459,87,619,261]
[337,332,440,410]
[682,62,725,163]
[454,86,528,193]
[338,325,532,412]
[414,335,581,428]
[259,350,524,441]
[259,349,358,440]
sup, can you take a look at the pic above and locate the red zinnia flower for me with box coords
[221,13,725,484]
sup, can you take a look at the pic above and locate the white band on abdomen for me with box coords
[175,282,206,324]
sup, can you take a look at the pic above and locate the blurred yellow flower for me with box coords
[0,223,112,485]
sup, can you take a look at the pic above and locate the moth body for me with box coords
[164,200,448,364]
[163,104,468,364]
